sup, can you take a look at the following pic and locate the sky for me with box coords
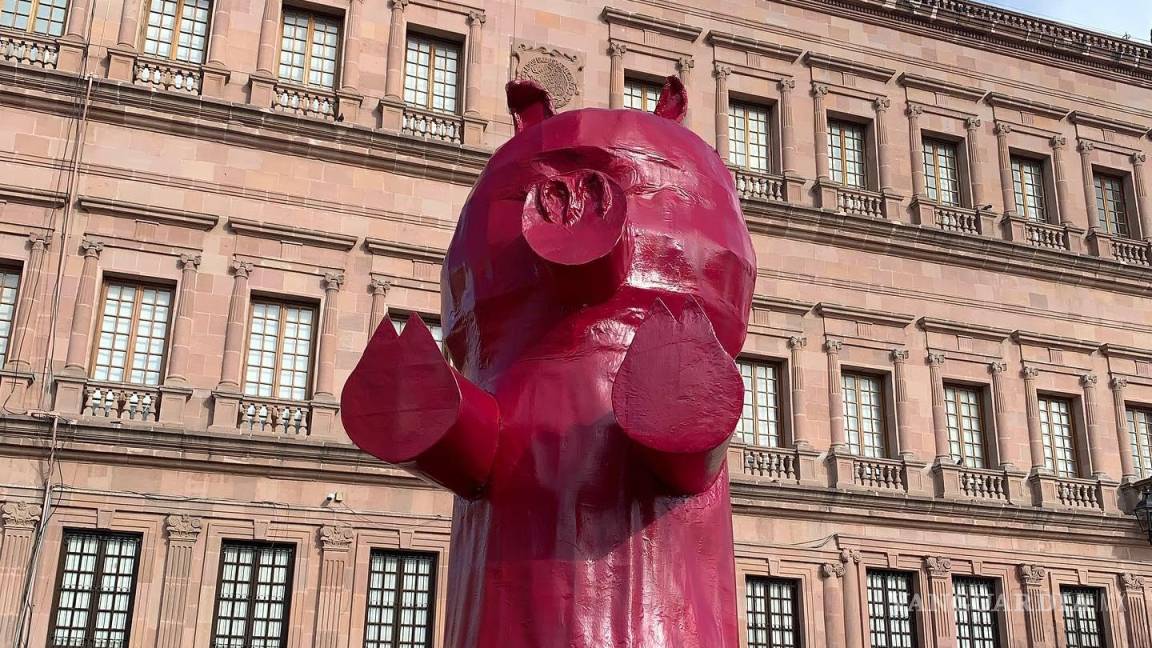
[982,0,1152,42]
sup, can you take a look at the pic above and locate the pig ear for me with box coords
[507,79,555,134]
[654,76,687,123]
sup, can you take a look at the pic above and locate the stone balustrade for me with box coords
[1056,477,1104,511]
[742,446,799,482]
[1109,237,1152,267]
[83,384,160,422]
[959,467,1008,502]
[836,187,885,219]
[854,457,905,491]
[0,34,58,69]
[401,106,464,144]
[734,169,786,204]
[1024,221,1069,250]
[238,398,311,435]
[935,206,982,235]
[272,85,337,120]
[134,59,202,94]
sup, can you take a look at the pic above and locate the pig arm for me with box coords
[612,300,743,495]
[341,315,500,498]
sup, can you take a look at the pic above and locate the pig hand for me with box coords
[612,299,743,494]
[341,315,500,498]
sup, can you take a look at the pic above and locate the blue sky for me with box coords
[983,0,1152,41]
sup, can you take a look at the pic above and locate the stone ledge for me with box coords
[78,195,219,230]
[600,7,703,42]
[228,217,358,250]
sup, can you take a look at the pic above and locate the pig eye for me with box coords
[534,171,612,227]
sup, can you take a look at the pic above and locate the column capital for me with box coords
[80,238,104,258]
[839,548,861,564]
[824,339,843,354]
[1018,563,1048,586]
[322,272,345,292]
[608,41,628,58]
[890,348,909,364]
[1,501,42,530]
[319,523,355,551]
[924,555,952,578]
[927,352,946,366]
[675,56,694,73]
[964,116,982,131]
[713,63,731,79]
[906,103,924,118]
[777,78,796,92]
[28,232,49,251]
[1022,366,1040,380]
[1111,375,1129,390]
[1081,373,1098,387]
[821,561,846,579]
[811,82,829,97]
[873,97,891,113]
[788,335,807,350]
[1077,138,1095,153]
[1133,152,1147,166]
[1122,572,1146,592]
[178,253,202,271]
[370,278,392,296]
[388,0,409,10]
[165,514,203,542]
[1050,135,1067,150]
[466,9,485,26]
[993,121,1013,136]
[230,259,253,278]
[989,361,1008,374]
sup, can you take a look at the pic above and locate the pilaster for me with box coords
[608,42,628,110]
[0,502,42,646]
[840,549,863,648]
[1018,564,1051,647]
[925,556,955,648]
[369,279,392,334]
[1122,573,1151,648]
[161,254,200,425]
[927,352,951,464]
[314,524,355,648]
[155,514,203,648]
[994,121,1016,217]
[712,64,730,158]
[891,349,914,459]
[1112,376,1138,481]
[820,561,847,648]
[788,335,810,450]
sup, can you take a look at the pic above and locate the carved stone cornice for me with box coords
[1018,564,1048,586]
[704,31,803,62]
[897,72,986,102]
[0,183,68,207]
[77,195,220,231]
[1101,344,1152,362]
[986,92,1070,120]
[1012,330,1100,354]
[0,502,42,530]
[228,218,358,251]
[165,514,202,542]
[319,523,355,551]
[917,317,1011,342]
[816,303,915,328]
[751,295,813,315]
[803,52,896,82]
[925,556,952,578]
[1070,111,1150,138]
[364,238,445,263]
[600,7,703,42]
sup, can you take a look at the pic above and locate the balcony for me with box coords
[272,84,337,120]
[734,169,786,203]
[1087,230,1152,267]
[741,446,799,482]
[238,397,311,435]
[934,462,1027,504]
[133,58,202,94]
[0,32,58,69]
[1024,220,1071,250]
[853,456,906,492]
[401,106,464,145]
[81,383,161,422]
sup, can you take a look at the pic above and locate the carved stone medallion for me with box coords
[511,41,584,110]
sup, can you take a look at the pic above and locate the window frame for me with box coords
[623,75,663,113]
[140,0,213,64]
[210,540,296,648]
[277,7,342,89]
[0,0,69,36]
[1127,405,1152,479]
[363,549,438,648]
[952,576,1002,648]
[403,32,463,114]
[1037,394,1080,477]
[827,118,869,189]
[1093,172,1132,238]
[842,370,891,458]
[728,100,775,173]
[943,382,992,469]
[922,137,964,207]
[735,356,785,448]
[866,569,920,648]
[745,575,801,648]
[0,265,21,367]
[47,529,143,648]
[1010,155,1051,223]
[1060,586,1107,648]
[89,278,175,387]
[243,297,319,402]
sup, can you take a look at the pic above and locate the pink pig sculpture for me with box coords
[341,76,757,648]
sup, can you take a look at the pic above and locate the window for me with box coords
[92,281,173,386]
[746,576,799,648]
[923,139,961,206]
[623,78,661,112]
[867,570,917,648]
[944,384,988,468]
[212,542,294,648]
[1,0,68,36]
[1061,587,1105,648]
[404,35,460,113]
[279,9,340,88]
[843,373,886,457]
[828,120,866,188]
[1038,396,1078,477]
[953,577,1000,648]
[1127,407,1152,479]
[0,268,19,365]
[49,531,141,648]
[1094,174,1130,237]
[364,550,437,648]
[141,0,211,63]
[244,301,316,401]
[1011,157,1048,222]
[391,315,444,353]
[735,359,781,447]
[729,102,771,172]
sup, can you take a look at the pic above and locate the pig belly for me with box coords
[442,417,739,648]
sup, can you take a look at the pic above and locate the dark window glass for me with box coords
[867,570,917,648]
[211,542,295,648]
[364,550,436,648]
[954,577,1000,648]
[1094,174,1130,237]
[49,531,142,648]
[843,373,887,457]
[1061,587,1105,648]
[746,577,799,648]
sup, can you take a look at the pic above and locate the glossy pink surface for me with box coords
[342,77,756,647]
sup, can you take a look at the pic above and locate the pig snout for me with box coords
[522,169,626,266]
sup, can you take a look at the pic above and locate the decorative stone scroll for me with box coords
[511,40,584,110]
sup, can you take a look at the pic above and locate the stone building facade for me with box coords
[0,0,1151,646]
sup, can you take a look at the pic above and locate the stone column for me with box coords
[0,502,42,647]
[165,255,200,385]
[826,340,845,451]
[927,352,952,464]
[925,556,955,645]
[63,239,104,374]
[1023,367,1047,474]
[821,561,847,648]
[115,0,143,47]
[217,260,252,391]
[994,122,1017,216]
[874,98,894,194]
[1121,573,1151,648]
[608,42,628,110]
[1052,136,1075,226]
[384,0,410,100]
[1018,564,1050,646]
[200,0,232,94]
[990,362,1015,471]
[779,79,798,175]
[313,273,344,401]
[314,524,355,648]
[1078,139,1099,229]
[64,0,93,39]
[155,515,202,648]
[1111,377,1138,481]
[891,349,914,459]
[908,105,926,199]
[712,65,731,159]
[813,84,830,181]
[1081,374,1107,478]
[340,0,364,92]
[463,11,486,116]
[4,234,49,372]
[369,279,392,334]
[840,549,863,648]
[965,117,985,208]
[254,0,282,76]
[1132,153,1151,240]
[675,57,693,129]
[789,336,810,449]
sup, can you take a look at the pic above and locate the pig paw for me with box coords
[612,299,743,455]
[340,315,462,464]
